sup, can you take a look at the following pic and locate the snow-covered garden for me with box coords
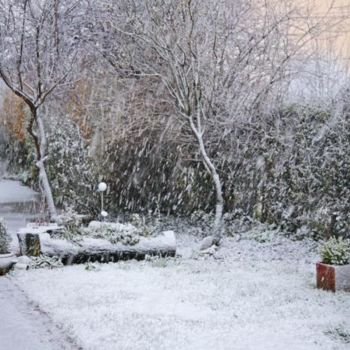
[1,190,349,349]
[8,231,350,350]
[1,0,350,349]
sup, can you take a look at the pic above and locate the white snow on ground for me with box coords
[10,234,350,350]
[0,277,78,350]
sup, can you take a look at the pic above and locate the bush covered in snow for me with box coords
[0,133,37,185]
[88,225,141,245]
[320,236,350,265]
[56,215,158,246]
[2,102,350,240]
[46,117,98,214]
[90,104,350,239]
[29,255,63,269]
[0,220,10,254]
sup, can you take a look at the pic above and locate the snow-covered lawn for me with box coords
[10,235,350,350]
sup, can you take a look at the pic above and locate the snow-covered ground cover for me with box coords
[9,233,350,350]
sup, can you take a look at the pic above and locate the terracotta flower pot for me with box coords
[0,253,17,276]
[316,262,350,292]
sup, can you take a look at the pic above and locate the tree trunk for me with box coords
[27,109,57,220]
[36,159,57,219]
[36,115,57,220]
[17,233,41,256]
[189,117,224,239]
[39,231,177,264]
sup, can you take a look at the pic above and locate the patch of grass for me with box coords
[325,325,350,344]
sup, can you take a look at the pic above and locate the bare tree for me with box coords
[90,0,336,239]
[0,0,84,219]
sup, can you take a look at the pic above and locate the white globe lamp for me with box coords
[98,182,107,192]
[97,182,108,221]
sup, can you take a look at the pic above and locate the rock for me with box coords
[199,236,219,251]
[0,253,17,276]
[14,263,29,270]
[199,245,218,256]
[235,233,242,242]
[17,255,32,265]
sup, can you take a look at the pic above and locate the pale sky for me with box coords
[301,0,350,63]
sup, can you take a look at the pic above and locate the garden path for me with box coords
[0,178,77,350]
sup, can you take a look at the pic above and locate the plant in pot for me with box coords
[0,220,16,276]
[316,236,350,292]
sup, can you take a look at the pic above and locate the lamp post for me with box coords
[97,182,108,220]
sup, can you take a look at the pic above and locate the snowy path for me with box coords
[0,277,78,350]
[0,178,77,350]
